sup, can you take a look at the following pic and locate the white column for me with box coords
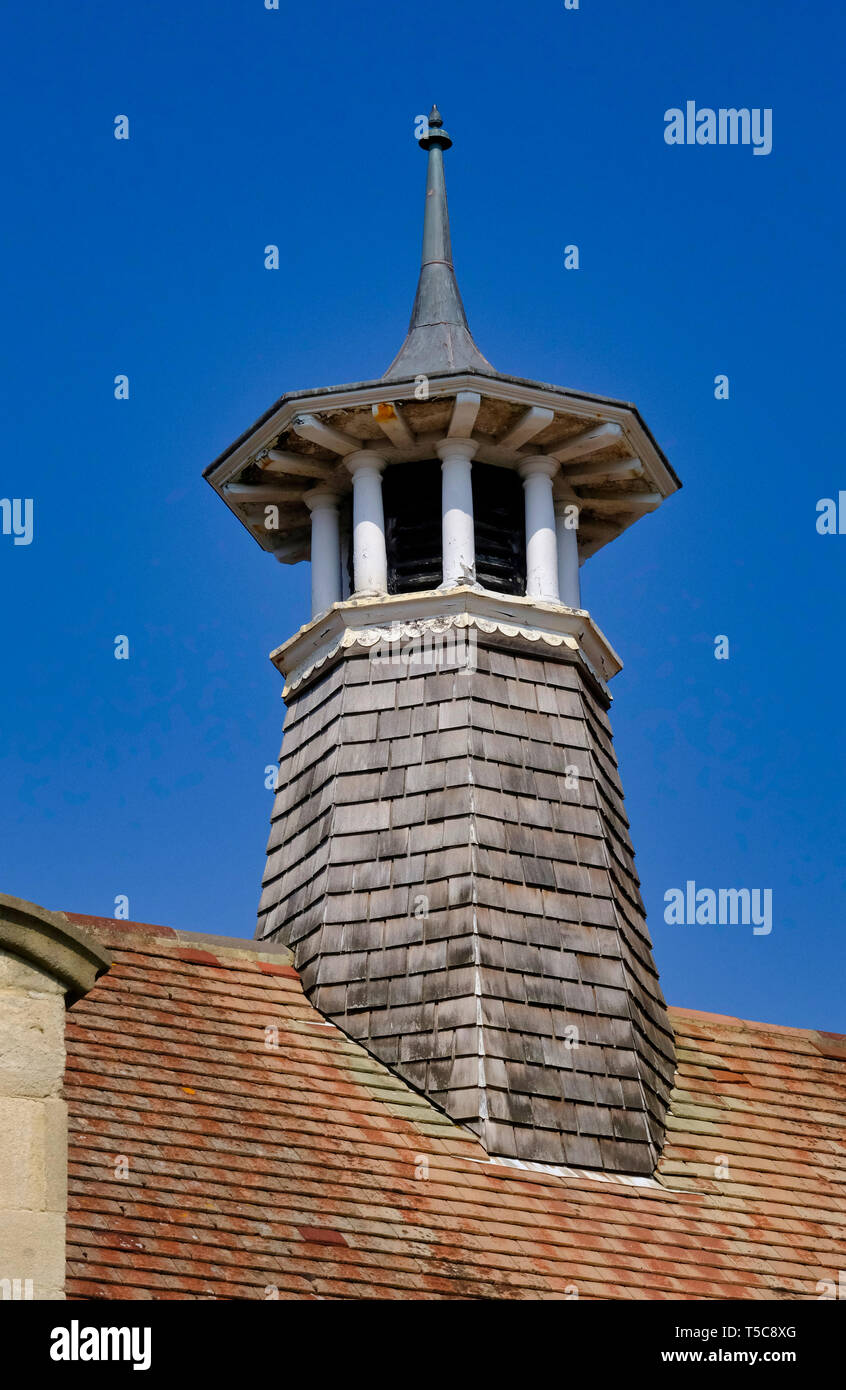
[555,495,582,609]
[436,438,477,587]
[304,489,342,617]
[345,451,388,596]
[339,522,352,600]
[518,456,560,602]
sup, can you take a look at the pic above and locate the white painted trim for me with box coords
[207,374,677,497]
[555,510,581,608]
[448,391,481,437]
[518,457,560,603]
[208,378,679,569]
[562,455,643,485]
[268,586,622,697]
[345,451,388,595]
[259,449,336,480]
[291,413,362,456]
[496,405,555,451]
[547,421,623,463]
[304,491,342,616]
[437,438,477,587]
[224,482,305,503]
[578,491,662,512]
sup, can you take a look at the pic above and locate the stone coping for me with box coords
[0,894,112,1000]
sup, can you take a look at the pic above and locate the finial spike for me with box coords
[382,108,494,380]
[419,103,452,152]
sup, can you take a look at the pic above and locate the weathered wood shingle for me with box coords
[258,637,676,1174]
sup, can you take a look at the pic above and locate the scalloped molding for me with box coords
[271,589,622,700]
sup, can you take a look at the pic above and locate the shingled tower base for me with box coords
[257,612,675,1174]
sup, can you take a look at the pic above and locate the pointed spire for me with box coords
[383,106,495,381]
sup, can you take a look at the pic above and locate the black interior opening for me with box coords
[384,460,442,594]
[382,458,527,596]
[472,461,526,595]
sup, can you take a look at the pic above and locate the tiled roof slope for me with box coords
[63,914,846,1301]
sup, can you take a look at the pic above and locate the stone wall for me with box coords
[0,951,67,1300]
[0,897,110,1301]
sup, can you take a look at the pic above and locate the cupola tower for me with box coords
[205,109,681,1173]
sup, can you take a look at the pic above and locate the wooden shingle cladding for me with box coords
[258,637,675,1174]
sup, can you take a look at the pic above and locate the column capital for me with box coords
[436,437,478,463]
[518,455,559,482]
[345,450,387,477]
[303,488,341,513]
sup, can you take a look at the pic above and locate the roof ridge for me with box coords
[61,912,294,966]
[669,1002,844,1043]
[62,918,843,1044]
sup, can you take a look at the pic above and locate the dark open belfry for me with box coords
[472,461,526,593]
[384,461,442,594]
[383,459,526,595]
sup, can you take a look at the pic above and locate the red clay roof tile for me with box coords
[63,916,846,1301]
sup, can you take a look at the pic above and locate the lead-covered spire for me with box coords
[383,106,495,380]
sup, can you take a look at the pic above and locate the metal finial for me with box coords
[419,103,452,151]
[382,107,494,380]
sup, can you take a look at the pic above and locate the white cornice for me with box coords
[207,373,678,497]
[270,587,622,699]
[206,374,680,569]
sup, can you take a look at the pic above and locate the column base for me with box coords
[436,574,478,592]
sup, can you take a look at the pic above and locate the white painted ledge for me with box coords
[270,586,622,698]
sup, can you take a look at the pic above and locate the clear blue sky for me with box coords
[2,0,843,1031]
